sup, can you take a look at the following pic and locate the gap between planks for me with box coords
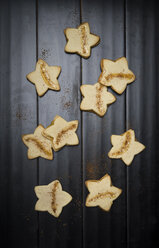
[80,0,85,248]
[36,0,40,247]
[124,0,129,247]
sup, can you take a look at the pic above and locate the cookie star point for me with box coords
[22,124,53,160]
[26,59,61,96]
[85,173,122,211]
[80,82,116,117]
[34,180,72,218]
[98,57,135,94]
[64,22,100,58]
[108,129,145,166]
[43,116,79,151]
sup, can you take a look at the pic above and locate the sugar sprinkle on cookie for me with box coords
[43,115,79,151]
[80,82,116,117]
[22,124,53,160]
[108,129,145,166]
[85,173,122,211]
[98,57,135,94]
[64,22,100,58]
[27,59,61,96]
[34,180,72,218]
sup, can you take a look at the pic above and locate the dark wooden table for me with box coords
[1,0,159,247]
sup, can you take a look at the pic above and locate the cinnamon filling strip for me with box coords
[88,191,116,203]
[25,137,52,156]
[55,123,77,146]
[105,72,134,82]
[111,131,132,156]
[40,63,57,89]
[95,84,104,113]
[80,26,87,54]
[51,181,59,213]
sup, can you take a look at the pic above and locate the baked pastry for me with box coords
[27,59,61,96]
[35,180,72,217]
[43,115,79,151]
[98,57,135,94]
[85,173,122,211]
[80,82,116,116]
[108,129,145,165]
[64,22,100,58]
[22,124,53,160]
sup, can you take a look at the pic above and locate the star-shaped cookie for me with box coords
[27,59,61,96]
[64,22,100,58]
[22,124,53,160]
[34,180,72,218]
[43,115,79,151]
[85,174,122,211]
[108,129,145,166]
[98,57,135,94]
[80,82,116,117]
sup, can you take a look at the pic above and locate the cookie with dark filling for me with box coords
[98,57,135,94]
[27,59,61,96]
[34,180,72,218]
[22,124,53,160]
[64,22,100,58]
[80,82,116,117]
[43,115,79,151]
[108,129,145,165]
[85,174,122,211]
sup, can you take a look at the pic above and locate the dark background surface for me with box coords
[0,0,159,247]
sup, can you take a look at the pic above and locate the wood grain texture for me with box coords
[0,0,38,247]
[37,0,82,247]
[81,0,127,247]
[0,0,159,247]
[126,0,159,247]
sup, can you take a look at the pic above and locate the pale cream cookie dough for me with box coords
[27,59,61,96]
[34,180,72,218]
[98,57,135,94]
[85,173,122,211]
[22,124,53,160]
[80,82,116,117]
[43,115,79,151]
[108,129,145,165]
[64,22,100,58]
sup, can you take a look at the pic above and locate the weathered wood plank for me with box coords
[81,0,127,247]
[126,0,159,247]
[38,0,82,247]
[0,0,38,247]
